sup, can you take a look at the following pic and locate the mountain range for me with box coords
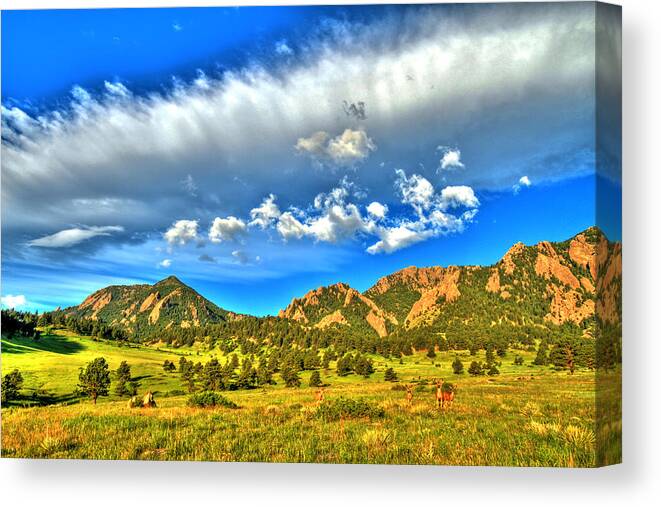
[60,226,622,338]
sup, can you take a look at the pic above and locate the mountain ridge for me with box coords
[57,226,621,340]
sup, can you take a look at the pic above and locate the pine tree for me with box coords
[514,355,524,366]
[452,357,464,374]
[309,370,323,387]
[487,363,500,376]
[114,360,132,396]
[384,367,398,382]
[281,365,301,388]
[468,361,484,376]
[533,340,549,366]
[1,369,24,403]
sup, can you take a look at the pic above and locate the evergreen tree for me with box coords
[309,370,323,387]
[514,355,524,366]
[384,367,398,382]
[353,354,374,378]
[1,369,24,403]
[452,357,464,374]
[487,363,500,376]
[114,360,132,396]
[281,364,301,387]
[533,340,550,366]
[201,359,224,391]
[468,361,484,376]
[78,357,111,404]
[336,354,353,377]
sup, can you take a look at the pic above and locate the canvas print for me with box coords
[1,2,621,466]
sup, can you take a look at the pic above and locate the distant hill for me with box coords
[61,275,237,336]
[278,227,622,337]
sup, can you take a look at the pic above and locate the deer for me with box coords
[405,384,413,406]
[435,379,455,410]
[142,391,157,408]
[314,387,325,405]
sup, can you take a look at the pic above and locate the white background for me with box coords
[0,0,659,505]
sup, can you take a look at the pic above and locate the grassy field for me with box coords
[1,331,616,466]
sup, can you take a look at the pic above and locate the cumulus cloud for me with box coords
[159,259,172,268]
[1,294,27,308]
[439,186,480,209]
[164,220,199,246]
[276,212,307,241]
[225,171,478,254]
[366,201,388,219]
[438,147,465,171]
[28,225,124,248]
[513,175,532,194]
[208,216,247,243]
[296,128,375,167]
[249,194,281,229]
[395,169,435,216]
[366,225,431,254]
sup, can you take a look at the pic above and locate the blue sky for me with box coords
[1,4,621,315]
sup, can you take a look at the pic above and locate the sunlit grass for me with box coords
[1,331,619,466]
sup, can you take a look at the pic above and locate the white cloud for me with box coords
[28,225,124,248]
[164,220,199,246]
[276,212,307,241]
[104,81,130,98]
[513,175,532,194]
[275,40,293,56]
[1,294,27,308]
[306,204,367,244]
[439,186,480,209]
[439,148,465,171]
[249,194,281,229]
[2,4,597,258]
[172,22,182,32]
[395,169,435,216]
[209,216,247,243]
[366,225,431,255]
[159,259,172,268]
[366,201,388,219]
[296,128,375,167]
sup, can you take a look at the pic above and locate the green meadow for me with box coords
[1,330,618,466]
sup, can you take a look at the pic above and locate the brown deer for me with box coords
[405,384,413,406]
[142,391,157,408]
[435,379,455,410]
[314,387,325,405]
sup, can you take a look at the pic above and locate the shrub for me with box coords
[452,357,464,374]
[187,391,239,409]
[487,364,500,376]
[514,355,524,366]
[384,367,398,382]
[315,397,385,421]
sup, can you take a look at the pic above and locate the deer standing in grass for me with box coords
[315,387,325,405]
[435,379,454,410]
[405,385,413,406]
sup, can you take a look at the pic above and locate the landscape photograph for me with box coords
[1,2,621,467]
